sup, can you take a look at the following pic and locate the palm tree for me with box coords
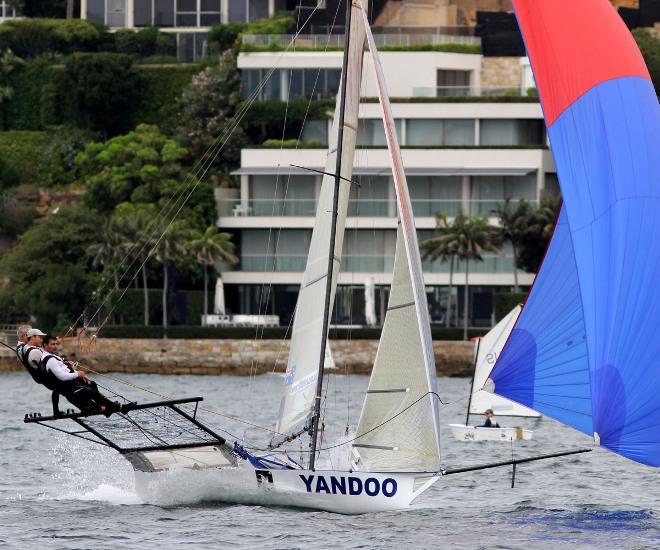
[420,212,458,327]
[495,198,532,292]
[87,218,125,290]
[190,227,238,317]
[154,222,195,328]
[451,212,501,340]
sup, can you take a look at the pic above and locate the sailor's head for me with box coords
[17,325,31,344]
[43,334,59,354]
[485,409,494,418]
[26,328,46,346]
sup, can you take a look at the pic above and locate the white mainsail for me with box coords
[352,5,441,472]
[470,306,540,417]
[275,10,366,435]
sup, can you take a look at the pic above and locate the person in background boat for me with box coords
[482,409,500,428]
[41,335,132,417]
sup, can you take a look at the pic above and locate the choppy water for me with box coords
[0,372,658,549]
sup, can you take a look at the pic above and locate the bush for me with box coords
[0,192,35,236]
[244,12,295,35]
[64,52,141,135]
[0,156,19,188]
[208,22,246,52]
[0,130,51,184]
[633,29,660,95]
[493,292,526,321]
[0,18,106,58]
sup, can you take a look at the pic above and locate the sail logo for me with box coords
[299,475,397,497]
[485,351,499,364]
[290,372,316,394]
[284,365,296,386]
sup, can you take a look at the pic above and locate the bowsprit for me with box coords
[299,474,398,497]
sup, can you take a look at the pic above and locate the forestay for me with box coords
[352,2,441,473]
[275,10,366,435]
[470,306,540,417]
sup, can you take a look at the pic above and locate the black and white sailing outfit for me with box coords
[17,343,62,415]
[41,352,120,417]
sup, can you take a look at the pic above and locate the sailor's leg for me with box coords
[63,381,119,416]
[51,391,61,416]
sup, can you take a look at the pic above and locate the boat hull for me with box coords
[448,423,533,442]
[133,462,440,514]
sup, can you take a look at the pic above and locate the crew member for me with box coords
[482,409,500,428]
[41,335,129,417]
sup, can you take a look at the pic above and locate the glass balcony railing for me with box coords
[225,198,535,218]
[239,254,516,274]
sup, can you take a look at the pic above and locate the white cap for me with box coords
[27,328,46,337]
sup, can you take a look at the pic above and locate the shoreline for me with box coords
[0,337,474,377]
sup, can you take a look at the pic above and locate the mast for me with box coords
[308,0,353,471]
[465,338,481,426]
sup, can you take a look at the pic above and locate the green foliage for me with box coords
[64,52,141,135]
[208,22,246,52]
[0,206,99,328]
[238,99,334,144]
[495,198,533,291]
[517,194,561,273]
[174,50,246,174]
[493,292,526,322]
[0,192,35,236]
[0,156,19,189]
[40,126,98,186]
[114,27,174,58]
[0,18,106,59]
[76,124,215,230]
[244,12,295,35]
[240,42,480,54]
[0,130,50,184]
[633,29,660,95]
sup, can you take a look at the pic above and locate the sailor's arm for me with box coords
[46,356,83,381]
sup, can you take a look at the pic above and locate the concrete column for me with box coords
[221,0,229,23]
[461,175,470,215]
[126,0,134,28]
[241,174,249,211]
[81,0,88,19]
[268,0,275,17]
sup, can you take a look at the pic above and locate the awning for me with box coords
[231,167,536,176]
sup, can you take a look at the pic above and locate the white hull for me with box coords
[448,424,533,442]
[133,461,439,514]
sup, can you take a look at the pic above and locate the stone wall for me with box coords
[481,56,521,89]
[0,338,474,377]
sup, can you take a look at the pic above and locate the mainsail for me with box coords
[275,9,366,435]
[351,3,441,473]
[489,0,660,466]
[469,306,540,418]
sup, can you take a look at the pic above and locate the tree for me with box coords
[633,29,660,96]
[0,206,99,329]
[517,194,561,274]
[0,49,24,128]
[77,124,215,231]
[153,221,195,328]
[64,52,141,135]
[175,49,246,176]
[451,212,500,340]
[190,227,237,317]
[420,212,458,327]
[495,198,532,292]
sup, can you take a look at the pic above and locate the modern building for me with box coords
[0,0,21,22]
[80,0,289,61]
[219,37,558,327]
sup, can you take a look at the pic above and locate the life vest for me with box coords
[40,354,74,392]
[18,345,49,386]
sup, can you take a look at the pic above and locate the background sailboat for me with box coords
[449,305,537,442]
[485,0,660,468]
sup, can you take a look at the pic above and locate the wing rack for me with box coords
[23,397,227,453]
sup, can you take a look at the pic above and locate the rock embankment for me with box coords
[0,338,474,377]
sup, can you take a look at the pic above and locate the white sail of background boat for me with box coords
[449,305,537,442]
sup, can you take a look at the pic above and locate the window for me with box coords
[107,0,127,27]
[437,70,472,97]
[249,175,316,216]
[349,176,390,216]
[480,119,546,146]
[470,175,537,215]
[343,230,397,272]
[240,229,312,271]
[409,176,462,216]
[240,68,343,101]
[155,0,175,26]
[134,0,153,26]
[176,33,208,62]
[301,120,328,145]
[357,119,402,146]
[87,0,105,22]
[407,119,475,146]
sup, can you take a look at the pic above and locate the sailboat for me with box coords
[23,0,658,514]
[449,305,538,442]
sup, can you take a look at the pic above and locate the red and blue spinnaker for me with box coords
[489,0,660,466]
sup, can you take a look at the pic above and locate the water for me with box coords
[0,372,658,549]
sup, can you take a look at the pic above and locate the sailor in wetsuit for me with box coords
[40,335,126,417]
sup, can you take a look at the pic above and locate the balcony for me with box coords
[225,198,535,218]
[239,253,516,274]
[412,86,538,98]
